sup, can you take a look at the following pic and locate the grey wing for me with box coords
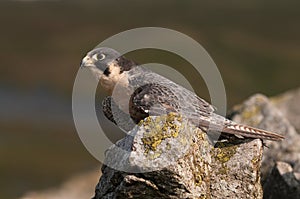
[129,83,215,123]
[127,68,284,141]
[126,66,215,119]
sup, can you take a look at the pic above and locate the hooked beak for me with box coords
[80,56,95,68]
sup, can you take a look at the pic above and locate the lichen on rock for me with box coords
[140,112,183,155]
[95,112,264,199]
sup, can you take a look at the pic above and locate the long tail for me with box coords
[222,123,285,141]
[192,116,285,141]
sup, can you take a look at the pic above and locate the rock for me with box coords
[94,113,263,199]
[228,94,300,181]
[210,139,263,199]
[263,161,300,199]
[271,87,300,133]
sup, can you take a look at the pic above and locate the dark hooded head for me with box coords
[80,47,121,74]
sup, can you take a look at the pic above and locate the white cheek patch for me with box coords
[89,67,103,81]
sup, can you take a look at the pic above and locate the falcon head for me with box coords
[80,47,121,75]
[80,47,136,93]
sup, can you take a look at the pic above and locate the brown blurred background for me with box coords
[0,1,299,198]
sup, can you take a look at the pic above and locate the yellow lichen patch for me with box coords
[212,142,238,176]
[251,156,260,165]
[194,172,203,185]
[193,128,206,141]
[193,162,208,187]
[147,149,162,159]
[171,129,179,138]
[214,142,237,164]
[190,129,211,188]
[140,112,184,156]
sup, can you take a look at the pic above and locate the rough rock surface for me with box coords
[94,113,263,199]
[271,87,300,133]
[263,161,300,199]
[229,94,300,181]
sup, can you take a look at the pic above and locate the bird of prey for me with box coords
[80,47,284,141]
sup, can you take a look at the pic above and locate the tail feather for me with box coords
[222,123,285,141]
[190,116,285,141]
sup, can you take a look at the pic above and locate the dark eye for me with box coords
[92,53,106,61]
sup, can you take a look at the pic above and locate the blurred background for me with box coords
[1,0,299,198]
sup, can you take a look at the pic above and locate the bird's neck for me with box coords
[100,62,129,95]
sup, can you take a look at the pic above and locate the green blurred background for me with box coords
[1,1,299,198]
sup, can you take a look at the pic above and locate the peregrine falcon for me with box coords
[80,47,284,141]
